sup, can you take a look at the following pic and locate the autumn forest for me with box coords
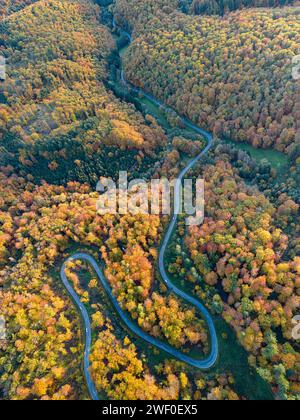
[0,0,299,402]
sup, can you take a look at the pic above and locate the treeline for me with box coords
[114,0,180,32]
[0,0,38,18]
[0,0,167,185]
[122,6,300,153]
[190,0,297,15]
[113,0,297,25]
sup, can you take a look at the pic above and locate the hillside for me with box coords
[190,0,297,15]
[0,0,167,184]
[122,5,300,153]
[0,0,38,18]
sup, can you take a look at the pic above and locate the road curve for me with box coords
[119,28,218,374]
[60,25,218,400]
[60,260,99,401]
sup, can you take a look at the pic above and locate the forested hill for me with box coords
[114,0,180,32]
[113,0,298,29]
[0,0,167,184]
[190,0,297,16]
[0,0,38,18]
[120,4,300,154]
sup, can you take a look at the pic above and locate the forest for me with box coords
[167,154,300,399]
[121,5,299,153]
[0,168,244,400]
[0,0,38,17]
[190,0,297,16]
[0,0,299,402]
[0,0,167,185]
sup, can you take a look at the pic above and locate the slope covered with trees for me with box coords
[122,6,300,153]
[167,154,300,399]
[114,0,180,32]
[0,0,38,18]
[113,0,297,25]
[1,0,299,402]
[0,0,167,184]
[190,0,297,16]
[0,0,213,401]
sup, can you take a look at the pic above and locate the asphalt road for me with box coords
[60,25,218,400]
[60,131,218,400]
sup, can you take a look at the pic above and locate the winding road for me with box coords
[60,25,219,401]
